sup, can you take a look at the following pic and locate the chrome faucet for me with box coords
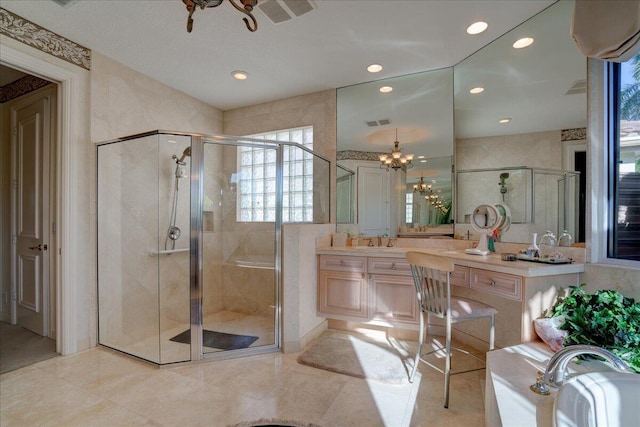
[530,344,630,395]
[377,233,388,247]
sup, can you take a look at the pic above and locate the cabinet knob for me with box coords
[340,260,345,266]
[391,263,396,270]
[490,280,496,287]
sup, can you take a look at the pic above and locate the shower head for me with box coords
[173,146,192,165]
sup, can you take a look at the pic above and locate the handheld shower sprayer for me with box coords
[165,146,192,250]
[173,146,191,165]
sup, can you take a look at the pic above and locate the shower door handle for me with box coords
[28,243,48,251]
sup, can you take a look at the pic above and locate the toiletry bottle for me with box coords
[527,233,540,258]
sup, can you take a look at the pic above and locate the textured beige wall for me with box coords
[581,264,640,300]
[91,53,224,142]
[456,130,562,170]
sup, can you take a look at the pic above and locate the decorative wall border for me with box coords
[0,8,91,70]
[337,150,384,161]
[0,74,52,103]
[561,127,587,141]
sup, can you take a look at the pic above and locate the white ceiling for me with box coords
[2,0,556,111]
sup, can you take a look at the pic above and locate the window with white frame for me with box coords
[406,192,413,225]
[238,126,314,222]
[609,57,640,261]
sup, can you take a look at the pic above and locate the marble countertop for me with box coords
[316,246,584,277]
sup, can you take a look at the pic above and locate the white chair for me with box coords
[406,251,497,408]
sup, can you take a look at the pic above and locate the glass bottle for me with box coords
[558,230,573,247]
[527,233,540,258]
[539,230,557,258]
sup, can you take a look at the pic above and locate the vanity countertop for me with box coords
[316,246,584,278]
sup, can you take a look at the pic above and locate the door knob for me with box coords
[28,243,48,251]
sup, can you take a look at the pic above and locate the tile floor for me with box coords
[0,334,486,427]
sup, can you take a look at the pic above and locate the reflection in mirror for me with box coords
[336,163,355,224]
[454,0,587,243]
[336,68,454,238]
[402,156,453,236]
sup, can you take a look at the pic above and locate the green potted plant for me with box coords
[542,283,640,373]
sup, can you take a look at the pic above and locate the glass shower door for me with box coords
[199,139,279,354]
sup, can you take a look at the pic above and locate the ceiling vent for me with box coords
[366,118,392,127]
[565,79,587,95]
[258,0,317,25]
[50,0,80,7]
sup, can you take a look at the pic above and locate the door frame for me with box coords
[10,86,56,337]
[1,41,87,355]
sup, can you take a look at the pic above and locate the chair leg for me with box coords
[410,310,424,383]
[489,314,495,351]
[444,314,451,409]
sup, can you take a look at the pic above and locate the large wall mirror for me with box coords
[336,68,454,237]
[454,0,587,244]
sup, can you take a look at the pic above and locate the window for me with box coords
[238,126,313,222]
[405,192,413,225]
[609,57,640,261]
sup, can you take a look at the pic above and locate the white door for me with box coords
[12,94,51,336]
[357,166,390,237]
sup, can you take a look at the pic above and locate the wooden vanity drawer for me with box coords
[470,268,522,301]
[450,265,470,288]
[319,255,367,273]
[368,257,412,276]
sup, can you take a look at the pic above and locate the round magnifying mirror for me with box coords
[471,204,499,230]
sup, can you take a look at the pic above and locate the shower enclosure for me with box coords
[97,131,330,364]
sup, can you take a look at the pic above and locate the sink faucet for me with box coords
[377,233,388,247]
[367,238,375,247]
[530,344,630,395]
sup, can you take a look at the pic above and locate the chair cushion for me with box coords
[448,296,497,319]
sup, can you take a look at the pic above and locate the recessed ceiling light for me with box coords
[417,155,425,159]
[231,70,249,80]
[420,160,428,163]
[367,64,383,73]
[466,21,488,35]
[513,37,534,49]
[379,86,393,93]
[470,87,484,94]
[499,118,511,124]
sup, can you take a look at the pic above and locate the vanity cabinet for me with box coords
[368,258,418,325]
[317,256,368,319]
[450,268,577,348]
[450,265,470,288]
[317,255,418,326]
[317,250,582,350]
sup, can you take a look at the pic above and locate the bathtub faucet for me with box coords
[530,344,630,395]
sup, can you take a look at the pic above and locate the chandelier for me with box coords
[413,177,448,214]
[413,175,432,195]
[182,0,258,33]
[378,129,414,172]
